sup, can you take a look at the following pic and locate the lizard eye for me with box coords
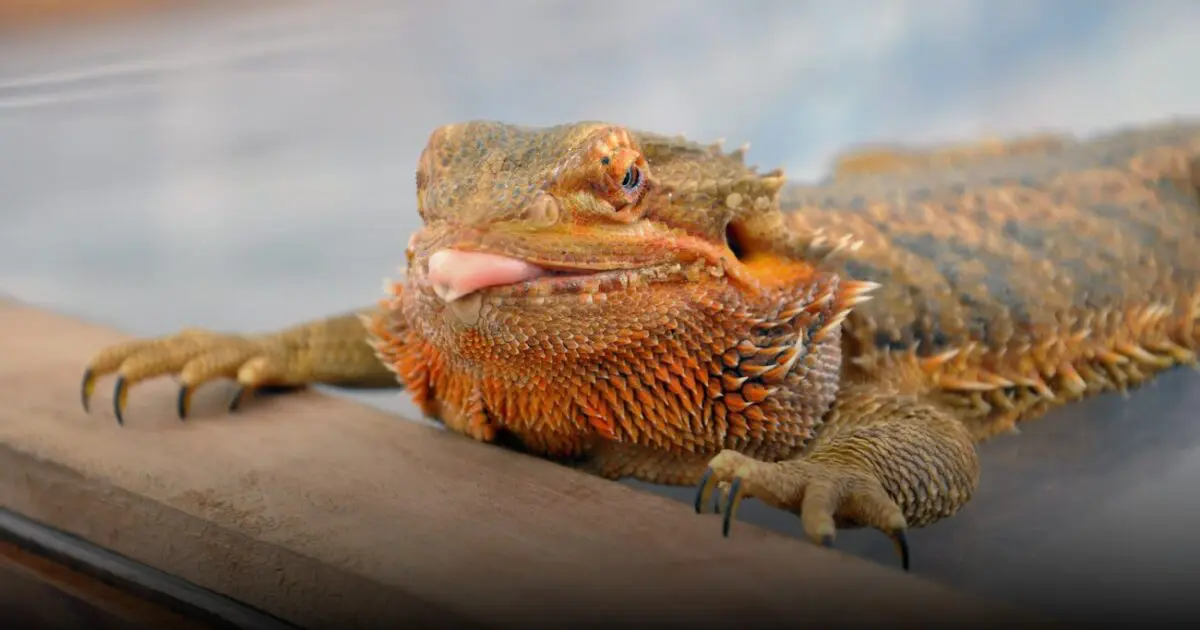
[621,164,642,192]
[600,149,649,212]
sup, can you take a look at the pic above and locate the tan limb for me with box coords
[695,384,980,571]
[80,307,399,424]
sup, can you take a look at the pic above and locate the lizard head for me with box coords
[374,121,869,455]
[403,120,821,322]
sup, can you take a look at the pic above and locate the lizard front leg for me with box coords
[696,383,980,570]
[80,306,401,424]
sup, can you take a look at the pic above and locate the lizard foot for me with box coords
[694,449,910,571]
[81,329,293,425]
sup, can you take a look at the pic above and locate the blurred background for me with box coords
[2,0,1199,623]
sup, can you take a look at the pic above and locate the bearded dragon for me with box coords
[79,119,1200,571]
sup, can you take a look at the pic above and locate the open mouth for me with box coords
[428,249,615,302]
[418,247,732,327]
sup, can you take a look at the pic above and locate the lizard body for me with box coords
[791,122,1200,441]
[80,118,1200,568]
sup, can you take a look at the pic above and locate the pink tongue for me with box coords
[427,249,546,302]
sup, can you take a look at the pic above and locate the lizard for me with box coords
[78,118,1200,571]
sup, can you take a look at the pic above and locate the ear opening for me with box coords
[724,221,747,260]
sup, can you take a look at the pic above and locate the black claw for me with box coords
[80,369,93,413]
[693,468,714,514]
[112,376,127,426]
[721,477,742,538]
[228,386,246,413]
[820,535,835,549]
[176,386,190,421]
[891,530,911,572]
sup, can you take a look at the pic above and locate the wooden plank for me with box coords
[0,299,1053,629]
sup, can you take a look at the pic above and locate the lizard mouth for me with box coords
[427,247,710,303]
[426,248,667,303]
[424,249,690,327]
[428,249,567,302]
[416,246,735,327]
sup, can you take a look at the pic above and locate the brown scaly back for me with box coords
[780,119,1200,439]
[830,132,1071,180]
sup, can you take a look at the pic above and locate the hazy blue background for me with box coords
[2,0,1199,623]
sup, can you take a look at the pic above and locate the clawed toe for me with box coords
[78,331,282,425]
[692,455,753,537]
[176,385,194,421]
[113,375,129,426]
[80,369,95,413]
[886,529,910,571]
[228,385,249,413]
[720,477,746,537]
[693,450,913,572]
[693,468,714,514]
[694,472,751,537]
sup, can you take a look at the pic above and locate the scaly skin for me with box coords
[80,118,1200,571]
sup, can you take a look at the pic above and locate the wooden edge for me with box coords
[0,506,292,629]
[0,533,217,630]
[0,299,1054,629]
